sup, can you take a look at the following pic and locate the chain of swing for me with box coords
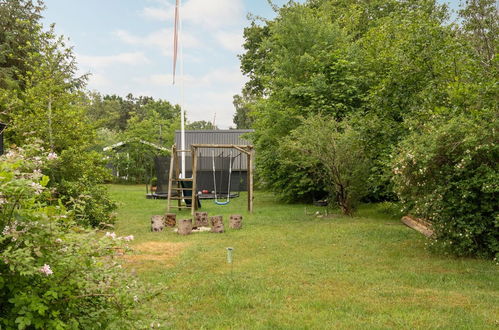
[211,150,243,205]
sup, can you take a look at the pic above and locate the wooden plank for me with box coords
[166,145,176,212]
[171,178,193,182]
[248,148,254,213]
[191,147,198,215]
[401,216,434,237]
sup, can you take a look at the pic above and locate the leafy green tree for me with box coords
[232,94,254,129]
[459,0,498,67]
[0,0,44,91]
[282,115,370,214]
[187,120,217,130]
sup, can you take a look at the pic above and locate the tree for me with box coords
[459,0,498,67]
[232,94,253,129]
[186,120,217,130]
[282,115,370,215]
[0,0,45,91]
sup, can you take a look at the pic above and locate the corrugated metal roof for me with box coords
[174,130,254,170]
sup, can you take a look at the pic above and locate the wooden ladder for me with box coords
[167,145,198,215]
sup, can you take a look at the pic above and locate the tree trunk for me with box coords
[177,219,193,235]
[151,215,165,232]
[210,215,224,233]
[194,212,209,228]
[229,214,243,229]
[165,213,177,227]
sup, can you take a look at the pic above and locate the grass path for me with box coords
[110,185,498,329]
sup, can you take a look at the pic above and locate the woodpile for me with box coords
[165,213,177,227]
[194,212,209,228]
[229,214,243,229]
[151,215,165,232]
[210,215,224,233]
[177,219,193,235]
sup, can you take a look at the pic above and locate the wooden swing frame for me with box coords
[167,144,254,215]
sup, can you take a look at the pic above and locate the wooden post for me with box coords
[248,147,254,213]
[191,146,198,215]
[167,145,176,212]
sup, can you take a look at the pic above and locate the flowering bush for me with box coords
[0,147,143,328]
[392,115,498,258]
[48,147,118,228]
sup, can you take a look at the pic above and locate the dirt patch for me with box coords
[123,241,190,267]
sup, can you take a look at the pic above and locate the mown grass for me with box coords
[110,184,498,329]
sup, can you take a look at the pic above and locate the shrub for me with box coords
[392,114,498,258]
[0,146,142,328]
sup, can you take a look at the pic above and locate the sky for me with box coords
[42,0,461,129]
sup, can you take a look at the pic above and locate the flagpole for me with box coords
[179,0,186,179]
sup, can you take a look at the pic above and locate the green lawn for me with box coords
[110,184,498,329]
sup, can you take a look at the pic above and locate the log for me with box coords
[194,212,209,228]
[401,215,434,237]
[165,213,177,227]
[151,215,165,232]
[210,215,224,233]
[177,219,193,235]
[229,214,243,229]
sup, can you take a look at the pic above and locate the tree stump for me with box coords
[229,214,243,229]
[210,215,224,233]
[177,219,193,235]
[194,212,209,228]
[151,215,165,232]
[165,213,177,227]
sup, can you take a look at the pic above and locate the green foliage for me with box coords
[282,115,371,214]
[0,0,45,91]
[186,120,217,130]
[392,114,498,258]
[86,92,180,184]
[0,146,142,329]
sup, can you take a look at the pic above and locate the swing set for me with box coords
[167,144,254,215]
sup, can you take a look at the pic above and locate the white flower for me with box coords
[122,235,134,242]
[47,152,58,160]
[39,264,53,276]
[30,182,44,195]
[55,238,62,243]
[133,295,139,302]
[105,232,116,239]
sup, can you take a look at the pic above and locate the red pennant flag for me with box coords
[173,0,180,85]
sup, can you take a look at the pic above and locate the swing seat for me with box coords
[214,200,230,206]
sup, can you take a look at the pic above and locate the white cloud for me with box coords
[136,67,245,88]
[141,0,244,29]
[77,52,150,69]
[88,73,112,88]
[133,67,246,128]
[215,31,244,53]
[114,28,202,55]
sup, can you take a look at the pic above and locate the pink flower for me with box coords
[123,235,134,242]
[39,264,53,276]
[105,232,116,239]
